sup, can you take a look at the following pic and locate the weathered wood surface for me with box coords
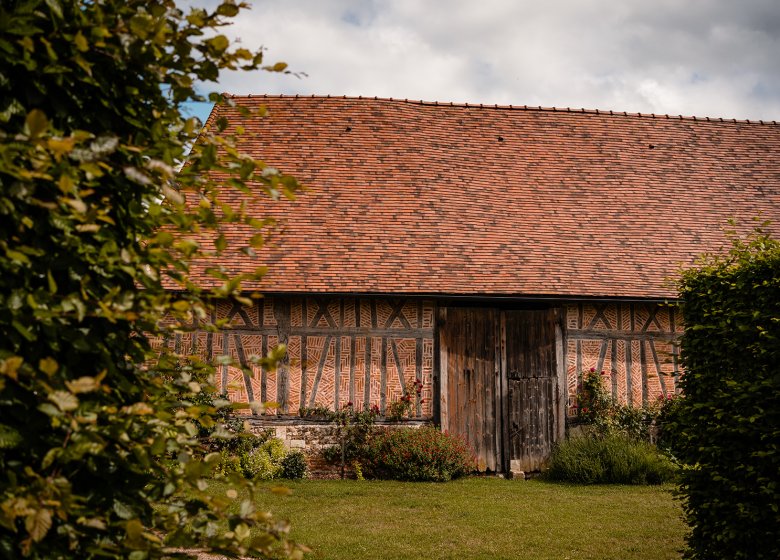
[440,307,560,473]
[439,307,501,472]
[505,309,558,473]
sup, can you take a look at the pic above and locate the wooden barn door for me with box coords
[503,309,563,473]
[439,307,502,472]
[439,307,564,473]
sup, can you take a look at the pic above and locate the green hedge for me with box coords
[670,231,780,560]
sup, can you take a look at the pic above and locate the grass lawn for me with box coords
[212,478,685,560]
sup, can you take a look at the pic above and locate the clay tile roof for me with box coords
[195,95,780,300]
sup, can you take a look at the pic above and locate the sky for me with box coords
[184,0,780,124]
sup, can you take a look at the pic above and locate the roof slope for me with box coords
[200,95,780,299]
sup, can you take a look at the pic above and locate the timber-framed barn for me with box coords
[162,95,780,474]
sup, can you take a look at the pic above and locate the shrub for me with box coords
[281,451,308,479]
[385,380,423,421]
[365,427,477,482]
[575,368,661,441]
[322,403,379,478]
[670,230,780,560]
[546,434,677,485]
[240,447,281,480]
[0,0,303,557]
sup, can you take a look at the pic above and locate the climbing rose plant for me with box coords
[0,0,302,558]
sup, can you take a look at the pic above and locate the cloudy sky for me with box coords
[186,0,780,123]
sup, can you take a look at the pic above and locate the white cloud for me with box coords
[191,0,780,120]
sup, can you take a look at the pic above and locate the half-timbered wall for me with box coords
[157,297,435,418]
[565,303,683,411]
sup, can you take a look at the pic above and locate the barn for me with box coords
[164,95,780,474]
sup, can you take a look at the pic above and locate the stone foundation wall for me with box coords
[247,419,428,478]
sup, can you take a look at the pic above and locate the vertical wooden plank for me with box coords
[500,310,509,473]
[494,310,503,471]
[334,335,342,409]
[611,335,618,399]
[363,336,371,408]
[415,337,423,417]
[555,313,566,441]
[438,307,448,431]
[640,340,649,406]
[260,334,267,403]
[626,339,634,407]
[380,336,387,412]
[275,298,291,413]
[300,336,308,408]
[349,336,356,404]
[221,332,229,394]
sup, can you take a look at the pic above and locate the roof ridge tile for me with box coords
[220,95,779,125]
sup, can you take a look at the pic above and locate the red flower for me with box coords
[601,370,607,375]
[347,401,353,407]
[590,367,596,373]
[420,399,426,404]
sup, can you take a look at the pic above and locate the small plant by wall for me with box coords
[573,368,671,441]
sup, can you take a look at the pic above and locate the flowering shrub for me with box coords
[574,368,672,441]
[365,426,477,482]
[386,380,424,421]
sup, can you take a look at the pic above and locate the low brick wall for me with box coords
[247,418,429,478]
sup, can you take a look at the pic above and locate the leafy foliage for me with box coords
[546,434,677,485]
[321,404,380,478]
[0,0,302,557]
[668,229,780,560]
[575,368,668,441]
[279,451,308,480]
[364,427,477,482]
[385,380,423,421]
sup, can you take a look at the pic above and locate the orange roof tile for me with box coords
[194,95,780,299]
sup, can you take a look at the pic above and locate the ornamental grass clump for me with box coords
[365,426,477,482]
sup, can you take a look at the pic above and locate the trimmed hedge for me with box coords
[669,231,780,560]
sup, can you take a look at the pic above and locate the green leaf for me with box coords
[44,0,63,19]
[39,357,58,376]
[65,376,99,393]
[74,31,88,52]
[49,391,78,412]
[25,109,48,138]
[25,509,52,542]
[206,35,229,53]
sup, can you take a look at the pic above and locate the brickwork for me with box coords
[156,296,435,419]
[565,303,683,410]
[248,419,428,479]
